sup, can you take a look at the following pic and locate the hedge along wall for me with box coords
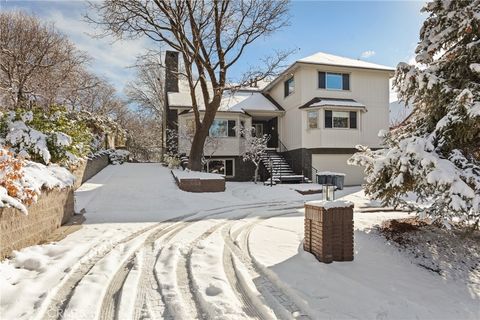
[0,188,74,259]
[0,154,110,259]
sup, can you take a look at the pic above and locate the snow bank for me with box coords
[316,171,346,176]
[249,209,479,319]
[172,169,225,180]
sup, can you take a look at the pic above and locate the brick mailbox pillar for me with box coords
[304,200,354,263]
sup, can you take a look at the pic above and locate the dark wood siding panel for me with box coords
[349,111,357,129]
[342,73,350,90]
[324,110,332,128]
[318,72,326,89]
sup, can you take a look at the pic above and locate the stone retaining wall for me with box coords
[0,188,74,259]
[72,154,110,189]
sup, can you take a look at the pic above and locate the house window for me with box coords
[206,159,234,177]
[324,110,358,129]
[284,76,294,97]
[307,111,318,129]
[318,72,350,90]
[209,119,236,137]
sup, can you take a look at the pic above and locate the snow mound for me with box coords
[306,199,354,209]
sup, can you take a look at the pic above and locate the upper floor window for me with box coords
[324,110,357,129]
[284,76,294,97]
[209,119,236,137]
[307,111,318,129]
[318,72,350,90]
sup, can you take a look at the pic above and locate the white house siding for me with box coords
[268,66,303,150]
[312,154,365,186]
[177,112,251,156]
[299,64,390,149]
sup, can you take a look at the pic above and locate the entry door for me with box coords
[253,123,264,137]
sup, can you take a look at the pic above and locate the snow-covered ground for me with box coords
[1,163,478,320]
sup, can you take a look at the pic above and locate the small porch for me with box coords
[250,112,280,149]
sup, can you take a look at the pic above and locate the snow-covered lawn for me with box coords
[1,163,478,320]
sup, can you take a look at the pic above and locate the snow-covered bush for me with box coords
[164,154,181,169]
[350,0,480,228]
[109,149,130,165]
[0,106,92,165]
[71,110,127,152]
[0,148,74,214]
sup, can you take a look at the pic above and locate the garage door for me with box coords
[312,154,365,186]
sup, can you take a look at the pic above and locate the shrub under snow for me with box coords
[0,148,74,214]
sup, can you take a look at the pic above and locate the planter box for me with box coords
[0,188,74,259]
[172,170,225,192]
[304,200,354,263]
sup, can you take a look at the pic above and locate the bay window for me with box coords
[209,119,236,137]
[324,110,358,129]
[307,110,318,129]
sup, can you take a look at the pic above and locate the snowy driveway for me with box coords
[1,164,478,320]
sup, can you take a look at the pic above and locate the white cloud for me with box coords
[43,7,153,94]
[360,50,376,59]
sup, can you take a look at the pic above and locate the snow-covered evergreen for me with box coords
[350,0,480,227]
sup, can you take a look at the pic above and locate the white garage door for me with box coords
[312,154,365,186]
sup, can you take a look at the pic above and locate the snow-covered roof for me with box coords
[168,80,281,113]
[299,97,366,110]
[298,52,395,71]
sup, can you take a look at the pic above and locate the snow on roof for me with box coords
[168,79,280,112]
[299,97,366,110]
[298,52,395,71]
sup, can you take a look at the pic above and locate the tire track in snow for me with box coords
[40,223,166,320]
[103,222,187,320]
[39,201,280,320]
[224,209,313,320]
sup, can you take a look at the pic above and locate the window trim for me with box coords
[307,110,319,129]
[206,158,235,177]
[284,76,295,97]
[324,109,359,130]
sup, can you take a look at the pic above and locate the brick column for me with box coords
[304,200,354,263]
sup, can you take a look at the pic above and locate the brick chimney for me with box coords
[164,51,179,153]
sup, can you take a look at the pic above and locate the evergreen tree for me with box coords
[350,0,480,227]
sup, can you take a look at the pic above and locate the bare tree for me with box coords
[0,11,89,108]
[125,53,165,157]
[240,127,269,183]
[89,0,290,171]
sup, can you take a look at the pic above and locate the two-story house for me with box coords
[164,51,394,185]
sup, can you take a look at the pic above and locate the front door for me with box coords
[252,118,278,148]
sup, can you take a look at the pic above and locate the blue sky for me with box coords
[0,0,426,98]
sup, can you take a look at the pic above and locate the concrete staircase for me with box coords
[261,149,308,184]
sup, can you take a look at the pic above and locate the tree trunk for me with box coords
[254,165,259,184]
[188,126,209,171]
[188,98,220,171]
